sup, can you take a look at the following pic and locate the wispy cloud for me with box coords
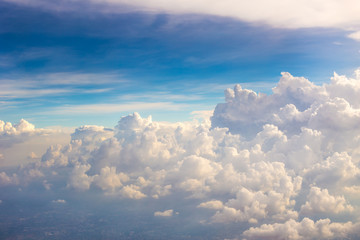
[0,87,72,99]
[0,72,126,100]
[48,102,191,115]
[0,47,71,69]
[118,92,203,101]
[34,72,128,86]
[5,0,360,36]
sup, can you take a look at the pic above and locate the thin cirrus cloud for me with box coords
[118,93,203,101]
[49,102,191,115]
[1,72,127,87]
[0,72,125,99]
[0,86,72,99]
[1,69,360,239]
[34,72,128,86]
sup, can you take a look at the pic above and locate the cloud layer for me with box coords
[1,69,360,239]
[6,0,360,38]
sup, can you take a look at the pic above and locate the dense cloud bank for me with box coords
[1,70,360,239]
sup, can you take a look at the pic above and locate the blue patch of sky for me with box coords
[0,1,359,127]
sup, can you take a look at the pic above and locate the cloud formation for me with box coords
[6,0,360,37]
[1,69,360,239]
[300,187,353,215]
[154,209,174,217]
[0,119,44,148]
[243,218,357,240]
[0,119,71,167]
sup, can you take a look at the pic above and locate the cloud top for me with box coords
[1,69,360,239]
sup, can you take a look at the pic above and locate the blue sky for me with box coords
[1,0,360,127]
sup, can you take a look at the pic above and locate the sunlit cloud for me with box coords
[348,30,360,42]
[1,70,360,239]
[1,0,360,238]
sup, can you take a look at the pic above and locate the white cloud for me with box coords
[208,185,300,224]
[198,200,224,210]
[49,102,190,115]
[300,187,353,215]
[94,166,129,192]
[0,120,70,167]
[0,87,71,99]
[2,69,360,239]
[106,0,360,30]
[0,72,125,102]
[5,0,360,40]
[67,164,93,191]
[35,72,127,86]
[348,31,360,41]
[0,119,35,135]
[154,209,174,217]
[303,152,360,190]
[120,185,147,199]
[52,199,66,204]
[243,218,355,240]
[211,71,360,142]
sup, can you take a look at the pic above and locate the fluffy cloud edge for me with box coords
[1,69,360,239]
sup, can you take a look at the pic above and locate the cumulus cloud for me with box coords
[94,166,129,192]
[0,119,35,141]
[0,119,71,167]
[154,209,174,217]
[0,119,42,153]
[2,69,360,239]
[243,218,356,240]
[0,171,19,186]
[212,71,360,142]
[300,187,353,215]
[198,200,223,210]
[67,164,94,191]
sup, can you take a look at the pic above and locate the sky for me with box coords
[1,0,360,127]
[1,0,360,239]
